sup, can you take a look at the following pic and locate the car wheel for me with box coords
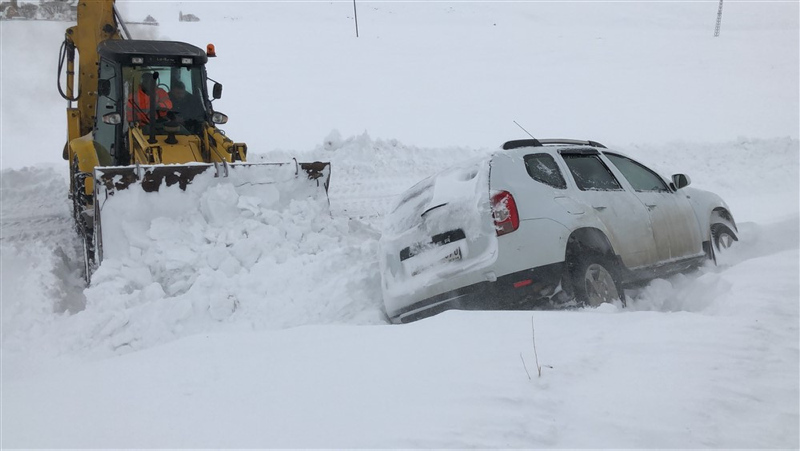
[710,223,738,264]
[570,255,625,307]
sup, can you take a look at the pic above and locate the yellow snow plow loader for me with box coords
[59,0,330,282]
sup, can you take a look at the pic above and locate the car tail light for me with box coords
[491,190,519,236]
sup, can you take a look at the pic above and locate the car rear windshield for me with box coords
[384,158,490,237]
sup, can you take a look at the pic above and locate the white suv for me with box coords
[379,139,738,323]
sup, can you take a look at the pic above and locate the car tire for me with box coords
[569,254,626,308]
[710,223,738,264]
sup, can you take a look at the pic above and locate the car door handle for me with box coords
[592,206,607,211]
[646,204,657,210]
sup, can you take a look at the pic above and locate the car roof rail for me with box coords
[502,138,606,150]
[502,139,543,150]
[538,139,607,148]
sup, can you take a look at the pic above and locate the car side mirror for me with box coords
[211,111,228,124]
[212,82,223,99]
[672,174,691,190]
[98,79,111,97]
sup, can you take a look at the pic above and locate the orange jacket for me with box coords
[127,88,173,123]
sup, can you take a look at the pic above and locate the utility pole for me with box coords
[714,0,724,37]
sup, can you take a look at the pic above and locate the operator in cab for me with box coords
[168,81,205,133]
[127,72,172,123]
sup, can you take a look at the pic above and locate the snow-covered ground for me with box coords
[1,1,798,448]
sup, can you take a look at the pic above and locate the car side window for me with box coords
[524,153,566,189]
[604,153,670,192]
[561,154,622,191]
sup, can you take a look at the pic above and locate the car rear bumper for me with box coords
[387,262,565,323]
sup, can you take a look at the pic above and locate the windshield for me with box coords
[123,65,208,134]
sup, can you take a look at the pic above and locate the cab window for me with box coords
[122,65,207,134]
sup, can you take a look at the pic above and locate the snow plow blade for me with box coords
[91,160,330,264]
[94,161,330,194]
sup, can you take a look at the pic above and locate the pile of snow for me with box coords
[91,162,384,345]
[4,165,386,360]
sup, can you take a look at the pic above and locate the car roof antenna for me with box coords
[513,120,537,140]
[512,121,543,147]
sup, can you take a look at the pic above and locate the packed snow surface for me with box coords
[1,1,798,448]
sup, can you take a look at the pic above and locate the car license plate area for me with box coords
[442,246,462,263]
[400,229,466,262]
[407,244,464,277]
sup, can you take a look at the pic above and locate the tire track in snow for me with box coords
[1,166,87,360]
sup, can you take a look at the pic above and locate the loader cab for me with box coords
[94,40,212,165]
